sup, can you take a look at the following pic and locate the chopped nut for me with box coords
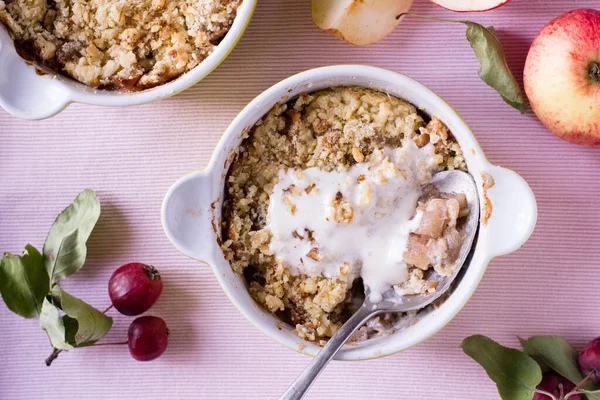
[331,197,354,224]
[313,118,328,134]
[120,28,140,43]
[151,0,166,10]
[304,229,315,243]
[377,170,389,184]
[35,37,57,60]
[264,295,284,312]
[85,45,102,63]
[351,147,365,163]
[359,184,372,207]
[306,248,323,262]
[283,197,297,215]
[304,183,316,194]
[283,184,301,196]
[414,133,430,148]
[340,262,350,276]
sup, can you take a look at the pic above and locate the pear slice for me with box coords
[430,0,510,12]
[312,0,414,46]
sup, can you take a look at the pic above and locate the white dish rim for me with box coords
[161,65,538,360]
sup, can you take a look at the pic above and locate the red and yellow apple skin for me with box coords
[524,9,600,147]
[430,0,510,12]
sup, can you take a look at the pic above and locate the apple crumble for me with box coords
[0,0,241,89]
[221,86,468,342]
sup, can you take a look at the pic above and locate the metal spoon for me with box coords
[280,170,480,400]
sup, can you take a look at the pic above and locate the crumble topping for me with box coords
[0,0,241,89]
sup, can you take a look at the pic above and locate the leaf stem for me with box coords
[102,304,113,314]
[44,339,126,366]
[90,341,128,347]
[45,348,62,366]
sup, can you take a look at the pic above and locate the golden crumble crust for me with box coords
[0,0,241,89]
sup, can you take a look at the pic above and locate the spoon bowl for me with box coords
[281,170,480,400]
[370,170,480,309]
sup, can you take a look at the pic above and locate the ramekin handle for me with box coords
[483,166,537,258]
[0,28,72,119]
[161,170,218,262]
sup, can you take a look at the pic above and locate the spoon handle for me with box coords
[279,305,379,400]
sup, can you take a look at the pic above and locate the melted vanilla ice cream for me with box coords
[266,140,442,301]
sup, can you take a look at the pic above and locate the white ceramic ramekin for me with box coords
[0,0,256,119]
[161,65,538,360]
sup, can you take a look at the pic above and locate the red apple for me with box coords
[430,0,510,12]
[524,9,600,147]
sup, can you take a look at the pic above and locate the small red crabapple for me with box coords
[533,372,580,400]
[128,316,169,362]
[579,336,600,384]
[108,263,163,316]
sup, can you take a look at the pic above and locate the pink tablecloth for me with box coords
[1,0,600,399]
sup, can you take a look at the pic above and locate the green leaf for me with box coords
[0,245,50,318]
[465,23,527,114]
[43,190,100,284]
[402,14,527,114]
[519,336,595,390]
[51,285,112,345]
[462,335,541,400]
[39,297,73,350]
[581,389,600,400]
[61,316,97,348]
[62,316,80,346]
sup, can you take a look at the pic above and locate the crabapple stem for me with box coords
[90,341,128,347]
[102,304,114,314]
[45,348,62,366]
[534,388,558,400]
[571,370,595,393]
[559,383,565,399]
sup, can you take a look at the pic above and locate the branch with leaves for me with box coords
[463,335,600,400]
[0,190,112,365]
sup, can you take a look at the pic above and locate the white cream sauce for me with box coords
[266,140,440,301]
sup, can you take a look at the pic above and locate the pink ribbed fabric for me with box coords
[1,1,600,399]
